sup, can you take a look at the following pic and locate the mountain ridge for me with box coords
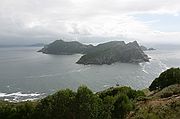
[77,41,149,65]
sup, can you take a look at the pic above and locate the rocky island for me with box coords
[38,40,93,55]
[148,47,156,50]
[77,41,149,65]
[39,40,149,65]
[140,45,156,51]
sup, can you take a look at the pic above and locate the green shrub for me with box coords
[149,68,180,91]
[112,94,133,119]
[98,86,145,100]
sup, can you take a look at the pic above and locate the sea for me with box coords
[0,46,180,102]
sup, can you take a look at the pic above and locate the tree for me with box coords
[74,86,102,119]
[112,94,133,119]
[35,89,76,119]
[50,89,76,119]
[99,96,114,119]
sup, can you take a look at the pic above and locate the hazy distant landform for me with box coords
[140,45,156,51]
[0,43,45,48]
[39,40,150,65]
[38,40,93,55]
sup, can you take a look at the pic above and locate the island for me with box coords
[77,41,150,65]
[39,40,150,65]
[148,47,156,50]
[140,45,156,51]
[38,40,93,55]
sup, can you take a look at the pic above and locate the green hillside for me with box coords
[0,68,180,119]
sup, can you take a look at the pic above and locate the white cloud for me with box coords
[0,0,180,44]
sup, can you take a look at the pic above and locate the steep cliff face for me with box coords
[76,41,149,65]
[38,40,93,55]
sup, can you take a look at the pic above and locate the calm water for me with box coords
[0,47,180,101]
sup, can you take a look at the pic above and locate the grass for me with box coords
[128,84,180,119]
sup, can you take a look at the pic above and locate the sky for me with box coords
[0,0,180,45]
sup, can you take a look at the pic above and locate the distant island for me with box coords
[39,40,150,65]
[148,47,156,50]
[0,43,45,48]
[140,45,156,51]
[38,40,93,55]
[27,43,45,47]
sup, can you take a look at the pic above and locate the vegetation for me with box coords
[0,68,180,119]
[129,92,180,119]
[0,86,144,119]
[152,84,180,98]
[0,101,37,119]
[149,68,180,91]
[76,41,149,65]
[129,68,180,119]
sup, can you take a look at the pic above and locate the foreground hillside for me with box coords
[128,84,180,119]
[129,68,180,119]
[0,68,180,119]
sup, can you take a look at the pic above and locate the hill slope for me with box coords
[77,41,149,65]
[128,84,180,119]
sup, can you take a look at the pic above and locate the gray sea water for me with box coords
[0,47,180,101]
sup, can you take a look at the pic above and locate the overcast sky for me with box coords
[1,0,180,45]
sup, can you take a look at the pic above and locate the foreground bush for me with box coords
[149,68,180,91]
[0,86,144,119]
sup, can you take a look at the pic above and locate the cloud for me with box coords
[0,0,180,44]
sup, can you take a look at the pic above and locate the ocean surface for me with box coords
[0,47,180,102]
